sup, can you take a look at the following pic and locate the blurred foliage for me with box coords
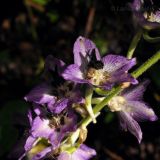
[0,100,29,156]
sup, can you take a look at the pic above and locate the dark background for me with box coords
[0,0,160,159]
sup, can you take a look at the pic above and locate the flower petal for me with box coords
[24,136,36,152]
[122,80,149,101]
[58,144,96,160]
[72,144,96,160]
[24,83,56,106]
[58,152,70,160]
[74,36,101,67]
[118,111,142,143]
[62,64,88,83]
[52,98,69,114]
[28,109,33,126]
[125,100,158,122]
[102,55,136,73]
[111,72,138,85]
[31,116,54,138]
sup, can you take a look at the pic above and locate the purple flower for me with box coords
[62,36,137,90]
[24,55,83,114]
[58,144,96,160]
[130,0,160,29]
[19,108,78,160]
[107,81,158,143]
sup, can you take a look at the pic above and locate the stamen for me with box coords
[86,68,110,86]
[108,96,126,112]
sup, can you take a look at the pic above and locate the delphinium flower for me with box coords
[130,0,160,29]
[24,55,83,114]
[62,36,138,90]
[107,81,158,143]
[19,106,78,160]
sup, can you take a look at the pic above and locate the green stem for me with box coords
[85,87,96,123]
[82,86,122,127]
[94,88,110,96]
[92,97,105,104]
[132,50,160,78]
[143,30,160,43]
[127,29,142,59]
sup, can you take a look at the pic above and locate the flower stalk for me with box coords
[85,86,96,123]
[132,50,160,78]
[127,29,142,59]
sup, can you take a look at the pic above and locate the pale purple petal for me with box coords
[122,80,149,101]
[74,36,101,67]
[58,152,70,160]
[102,55,136,73]
[28,110,33,126]
[72,144,96,160]
[52,98,69,114]
[50,131,61,149]
[24,136,36,151]
[31,116,54,138]
[58,144,96,160]
[111,72,138,85]
[24,83,56,106]
[62,64,88,83]
[118,111,142,143]
[32,146,52,160]
[126,100,158,122]
[113,58,136,74]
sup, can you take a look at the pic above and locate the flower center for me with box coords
[49,113,66,130]
[86,67,110,86]
[108,96,126,112]
[56,82,74,98]
[143,11,160,23]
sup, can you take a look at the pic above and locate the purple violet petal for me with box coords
[24,83,56,106]
[31,116,54,138]
[125,100,158,122]
[102,55,136,73]
[118,111,142,143]
[73,36,101,67]
[28,109,33,126]
[24,136,36,152]
[52,98,69,114]
[122,80,150,101]
[111,72,138,85]
[58,152,70,160]
[62,64,88,83]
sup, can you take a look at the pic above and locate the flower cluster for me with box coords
[20,36,157,160]
[130,0,160,29]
